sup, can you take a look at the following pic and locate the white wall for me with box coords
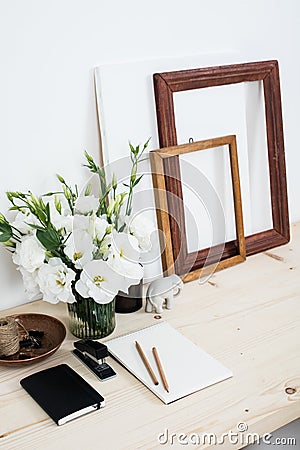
[0,0,300,310]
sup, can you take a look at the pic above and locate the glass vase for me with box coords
[68,289,116,339]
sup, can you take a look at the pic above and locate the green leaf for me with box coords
[16,191,27,198]
[143,137,151,150]
[83,151,100,174]
[118,223,126,232]
[0,222,13,242]
[138,156,149,163]
[34,206,47,225]
[36,228,61,251]
[133,175,143,186]
[42,191,59,197]
[27,223,47,231]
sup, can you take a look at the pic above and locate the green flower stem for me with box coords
[49,248,75,271]
[56,175,77,214]
[125,138,150,217]
[68,280,116,339]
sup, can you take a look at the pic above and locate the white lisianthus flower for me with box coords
[76,260,123,304]
[109,232,140,263]
[73,214,94,235]
[11,211,39,235]
[128,214,154,252]
[13,235,46,273]
[95,216,110,242]
[64,230,95,269]
[75,195,99,215]
[19,267,41,300]
[108,255,144,294]
[107,232,143,293]
[37,258,75,304]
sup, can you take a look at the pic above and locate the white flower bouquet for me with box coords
[0,140,152,313]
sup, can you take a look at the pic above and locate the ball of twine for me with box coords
[0,316,20,357]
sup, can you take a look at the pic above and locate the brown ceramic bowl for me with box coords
[0,313,66,366]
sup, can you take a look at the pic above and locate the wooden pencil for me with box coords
[152,347,169,393]
[135,341,159,385]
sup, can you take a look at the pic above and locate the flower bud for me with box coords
[54,195,62,214]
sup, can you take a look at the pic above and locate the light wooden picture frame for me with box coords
[153,60,290,258]
[150,135,246,282]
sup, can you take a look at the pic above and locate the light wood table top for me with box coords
[0,223,299,449]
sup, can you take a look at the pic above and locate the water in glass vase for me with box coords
[68,293,116,339]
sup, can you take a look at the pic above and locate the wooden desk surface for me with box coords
[0,223,299,450]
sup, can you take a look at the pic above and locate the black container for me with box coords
[115,280,143,314]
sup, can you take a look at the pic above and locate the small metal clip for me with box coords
[189,137,194,143]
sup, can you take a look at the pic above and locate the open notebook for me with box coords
[106,322,232,404]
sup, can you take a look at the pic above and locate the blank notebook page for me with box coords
[106,321,232,404]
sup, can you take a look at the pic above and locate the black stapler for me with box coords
[72,339,116,381]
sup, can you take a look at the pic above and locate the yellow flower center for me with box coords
[73,252,83,261]
[93,275,105,286]
[56,272,66,287]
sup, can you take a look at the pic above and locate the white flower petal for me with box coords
[37,258,75,304]
[73,214,93,235]
[11,211,39,235]
[13,235,46,273]
[95,216,110,241]
[108,255,143,291]
[64,230,95,269]
[129,213,155,252]
[19,267,41,300]
[77,260,123,304]
[75,279,90,299]
[75,195,99,215]
[110,232,140,263]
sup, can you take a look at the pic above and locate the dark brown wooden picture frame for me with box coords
[153,60,290,258]
[150,136,246,282]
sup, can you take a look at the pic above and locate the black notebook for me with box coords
[20,364,105,425]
